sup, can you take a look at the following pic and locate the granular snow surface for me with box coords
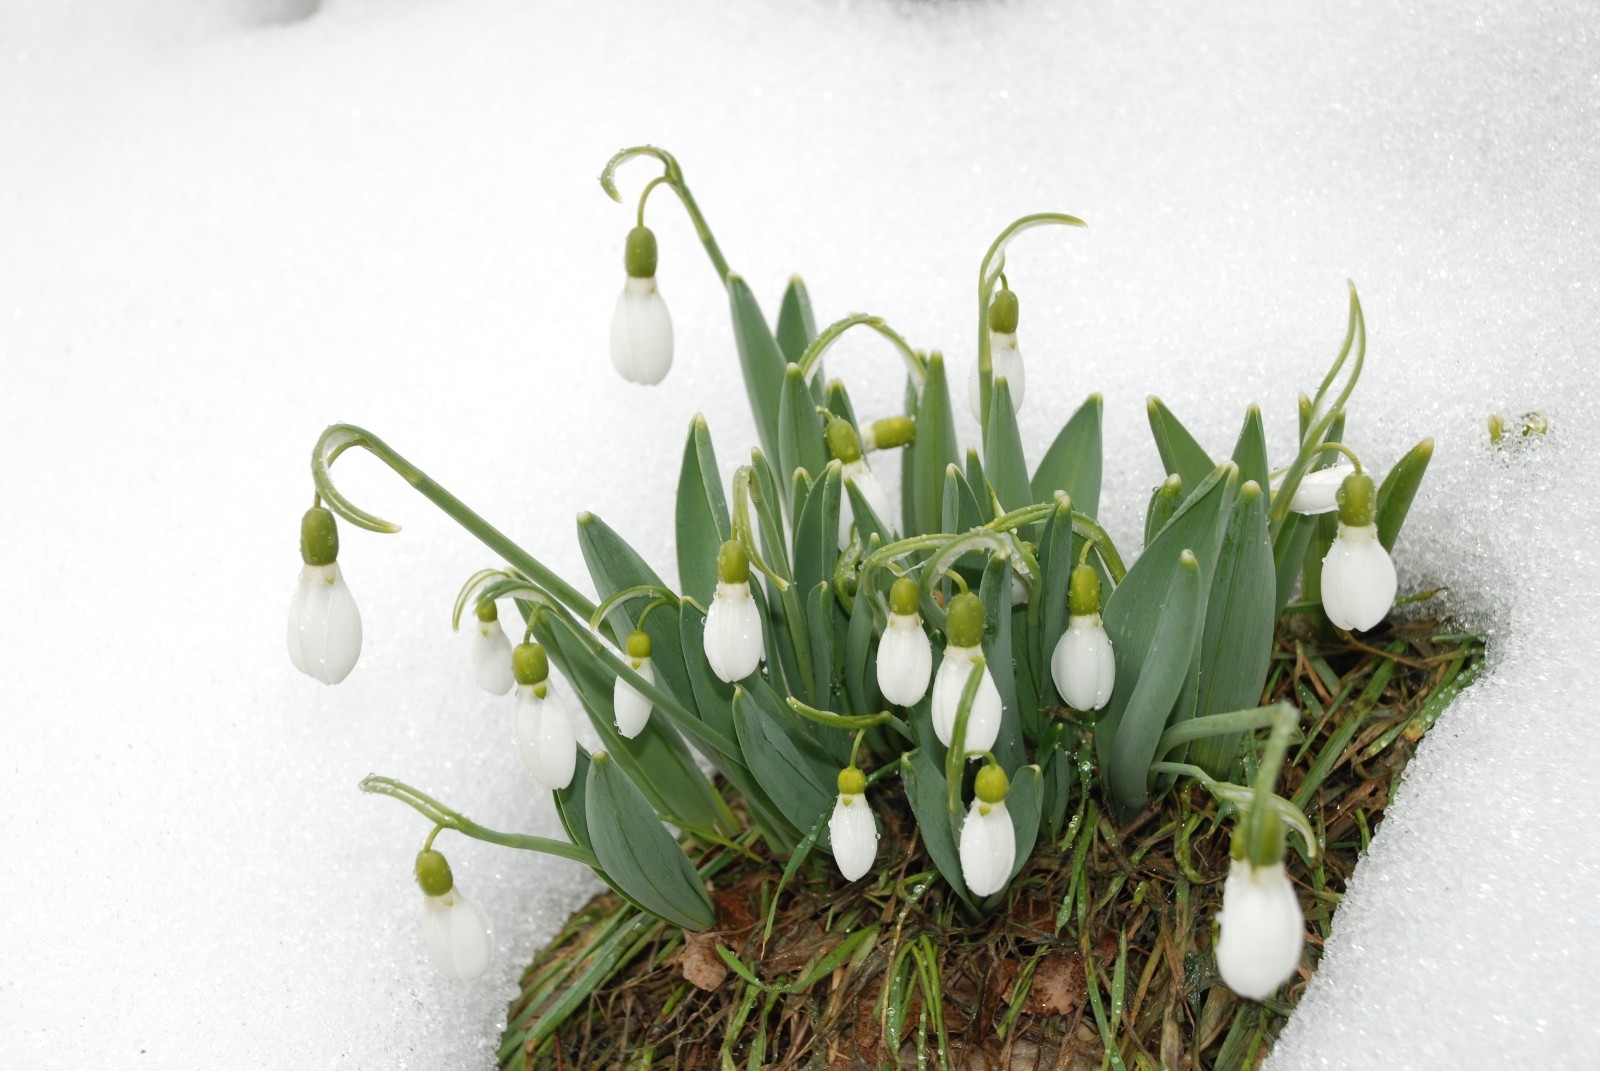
[2,1,1597,1067]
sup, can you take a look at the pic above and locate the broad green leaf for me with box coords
[1231,405,1270,493]
[901,376,920,536]
[1032,393,1103,519]
[1038,732,1077,842]
[677,601,737,743]
[748,447,793,579]
[775,275,818,364]
[1146,396,1214,502]
[983,378,1033,512]
[585,752,716,931]
[977,553,1026,772]
[965,448,997,523]
[843,558,880,716]
[825,379,858,427]
[1185,481,1277,778]
[726,274,788,466]
[779,363,829,499]
[794,460,841,600]
[900,748,974,905]
[675,415,730,607]
[1035,496,1078,703]
[1107,550,1204,816]
[732,685,836,832]
[1003,765,1043,885]
[844,471,894,549]
[942,464,984,536]
[1144,474,1183,545]
[1376,438,1434,552]
[806,581,838,715]
[909,353,959,536]
[553,745,594,850]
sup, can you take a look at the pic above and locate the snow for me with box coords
[2,0,1597,1066]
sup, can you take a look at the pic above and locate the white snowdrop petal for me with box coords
[967,332,1026,423]
[424,890,493,982]
[828,793,879,881]
[1284,463,1354,515]
[609,277,674,384]
[1051,613,1116,711]
[513,686,576,789]
[876,614,933,707]
[1321,523,1397,631]
[1215,860,1305,1000]
[931,648,1002,751]
[838,459,898,550]
[613,657,654,738]
[287,562,362,685]
[472,619,515,696]
[704,581,763,682]
[959,801,1016,897]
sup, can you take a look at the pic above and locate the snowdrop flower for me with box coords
[612,629,654,739]
[287,506,362,685]
[959,763,1016,897]
[511,643,576,790]
[1215,856,1305,1000]
[704,540,763,683]
[1050,564,1115,712]
[828,417,896,550]
[414,848,493,982]
[931,593,1002,752]
[470,600,514,696]
[1320,470,1397,632]
[1282,461,1354,516]
[876,577,933,707]
[609,225,674,384]
[827,766,879,881]
[968,287,1025,423]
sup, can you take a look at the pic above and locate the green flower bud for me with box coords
[300,506,339,567]
[837,766,867,796]
[946,592,985,649]
[475,600,498,623]
[1235,804,1285,868]
[1336,471,1377,527]
[624,225,658,279]
[974,762,1010,804]
[825,417,864,464]
[626,629,652,659]
[889,576,921,617]
[1068,563,1102,617]
[868,416,917,451]
[513,642,549,686]
[716,539,750,584]
[988,288,1019,334]
[415,848,454,897]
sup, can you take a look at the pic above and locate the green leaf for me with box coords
[1144,474,1184,545]
[977,553,1026,772]
[1107,550,1204,816]
[844,470,893,549]
[677,601,737,744]
[1146,396,1215,503]
[1185,481,1277,778]
[794,460,841,601]
[806,581,838,715]
[844,562,880,715]
[675,415,731,607]
[900,748,974,905]
[726,274,788,465]
[1002,765,1043,885]
[983,378,1033,512]
[1231,405,1270,493]
[1035,496,1078,702]
[942,464,984,536]
[775,276,818,364]
[779,363,829,500]
[965,447,997,523]
[1033,393,1103,519]
[748,447,794,580]
[732,686,836,832]
[909,353,959,536]
[585,752,716,931]
[1376,438,1434,553]
[824,378,858,427]
[1038,735,1077,842]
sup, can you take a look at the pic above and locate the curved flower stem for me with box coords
[1148,759,1319,862]
[731,467,791,591]
[360,775,598,867]
[1246,699,1300,861]
[589,583,682,632]
[1307,440,1363,474]
[944,656,989,826]
[788,697,914,740]
[311,424,599,623]
[451,567,515,631]
[795,313,926,388]
[1153,701,1298,764]
[975,212,1088,438]
[601,145,732,285]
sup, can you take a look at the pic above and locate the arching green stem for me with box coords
[788,697,914,740]
[451,567,515,631]
[1153,701,1298,764]
[361,775,598,867]
[601,145,732,284]
[589,583,683,631]
[944,656,989,824]
[1147,761,1318,861]
[795,313,926,388]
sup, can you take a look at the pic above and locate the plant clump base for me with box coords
[502,617,1480,1071]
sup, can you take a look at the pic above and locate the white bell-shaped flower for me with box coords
[827,767,879,882]
[415,849,493,982]
[877,579,933,708]
[1320,470,1397,632]
[968,333,1026,423]
[609,225,673,385]
[1215,858,1305,1000]
[838,458,896,550]
[470,603,514,696]
[1052,614,1116,711]
[930,593,1001,752]
[704,541,764,683]
[287,507,361,685]
[958,765,1015,897]
[510,644,576,790]
[1283,461,1354,516]
[613,630,655,739]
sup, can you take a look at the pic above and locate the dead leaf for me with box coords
[679,930,729,992]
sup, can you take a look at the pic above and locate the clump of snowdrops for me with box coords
[287,146,1434,1004]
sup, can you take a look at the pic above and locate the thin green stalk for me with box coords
[360,776,597,866]
[600,145,732,284]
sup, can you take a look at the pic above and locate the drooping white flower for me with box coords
[510,643,576,790]
[827,767,878,881]
[609,225,673,385]
[1050,564,1115,711]
[877,577,933,707]
[470,602,514,696]
[1282,461,1354,516]
[958,764,1015,897]
[968,335,1026,423]
[704,540,763,683]
[1214,858,1305,1000]
[415,849,493,982]
[930,593,1001,752]
[838,458,896,550]
[1321,522,1397,631]
[612,629,654,739]
[287,507,362,685]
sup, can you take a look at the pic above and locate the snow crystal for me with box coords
[2,0,1596,1067]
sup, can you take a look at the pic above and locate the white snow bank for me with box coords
[2,0,1596,1067]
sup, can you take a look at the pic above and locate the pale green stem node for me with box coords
[300,506,339,566]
